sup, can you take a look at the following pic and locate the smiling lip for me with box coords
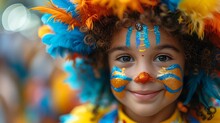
[129,90,162,101]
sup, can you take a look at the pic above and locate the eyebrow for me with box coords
[107,44,181,53]
[155,44,180,53]
[107,46,130,54]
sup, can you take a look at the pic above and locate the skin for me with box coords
[108,24,185,123]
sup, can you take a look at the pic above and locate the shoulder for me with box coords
[60,103,116,123]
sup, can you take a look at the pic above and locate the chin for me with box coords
[128,103,163,116]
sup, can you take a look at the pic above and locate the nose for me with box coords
[134,72,154,84]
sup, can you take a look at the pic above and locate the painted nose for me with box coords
[134,72,153,84]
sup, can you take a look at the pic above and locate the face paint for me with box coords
[157,64,183,98]
[138,44,146,52]
[126,24,160,52]
[134,72,154,84]
[110,66,132,98]
[136,25,150,52]
[154,25,160,45]
[126,27,133,47]
[143,25,150,48]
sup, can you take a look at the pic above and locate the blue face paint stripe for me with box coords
[112,86,126,92]
[136,31,141,48]
[164,85,183,93]
[111,75,132,81]
[143,25,150,48]
[154,25,160,45]
[126,27,133,47]
[157,73,182,82]
[166,64,184,76]
[111,66,122,74]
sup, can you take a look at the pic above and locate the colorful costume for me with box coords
[59,103,220,123]
[33,0,220,122]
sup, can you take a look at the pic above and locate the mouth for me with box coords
[128,89,163,101]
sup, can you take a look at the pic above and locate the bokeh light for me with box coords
[1,3,41,39]
[2,3,29,31]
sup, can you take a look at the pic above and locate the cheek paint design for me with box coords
[157,64,183,95]
[110,66,132,98]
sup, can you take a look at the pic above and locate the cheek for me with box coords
[157,64,184,98]
[110,66,132,98]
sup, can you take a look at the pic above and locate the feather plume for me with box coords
[40,14,92,58]
[73,0,111,29]
[183,71,203,105]
[161,0,181,12]
[38,25,53,38]
[205,13,220,47]
[178,0,220,39]
[63,60,115,105]
[205,13,220,34]
[51,0,75,10]
[184,71,220,108]
[91,0,158,18]
[32,2,80,30]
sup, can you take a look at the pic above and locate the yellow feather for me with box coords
[38,25,53,38]
[178,0,220,38]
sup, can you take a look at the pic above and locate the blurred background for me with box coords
[1,1,220,123]
[0,0,80,123]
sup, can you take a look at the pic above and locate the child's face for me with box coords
[108,24,185,117]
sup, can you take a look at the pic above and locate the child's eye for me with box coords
[116,55,134,63]
[155,55,172,62]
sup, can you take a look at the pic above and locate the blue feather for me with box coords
[60,114,76,123]
[161,0,181,12]
[41,14,93,58]
[184,71,220,108]
[183,72,203,105]
[51,0,77,17]
[63,60,115,106]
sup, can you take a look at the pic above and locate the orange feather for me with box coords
[205,13,220,48]
[91,0,158,18]
[32,3,81,30]
[205,13,220,35]
[74,0,111,29]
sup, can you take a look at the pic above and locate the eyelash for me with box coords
[115,54,172,63]
[116,55,134,63]
[154,54,173,62]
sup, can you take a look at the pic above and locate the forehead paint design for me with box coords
[136,25,150,52]
[157,64,183,97]
[126,27,133,47]
[154,25,160,45]
[125,24,161,52]
[110,66,132,98]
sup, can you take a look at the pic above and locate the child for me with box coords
[34,0,220,122]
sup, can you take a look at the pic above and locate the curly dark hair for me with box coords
[79,3,220,122]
